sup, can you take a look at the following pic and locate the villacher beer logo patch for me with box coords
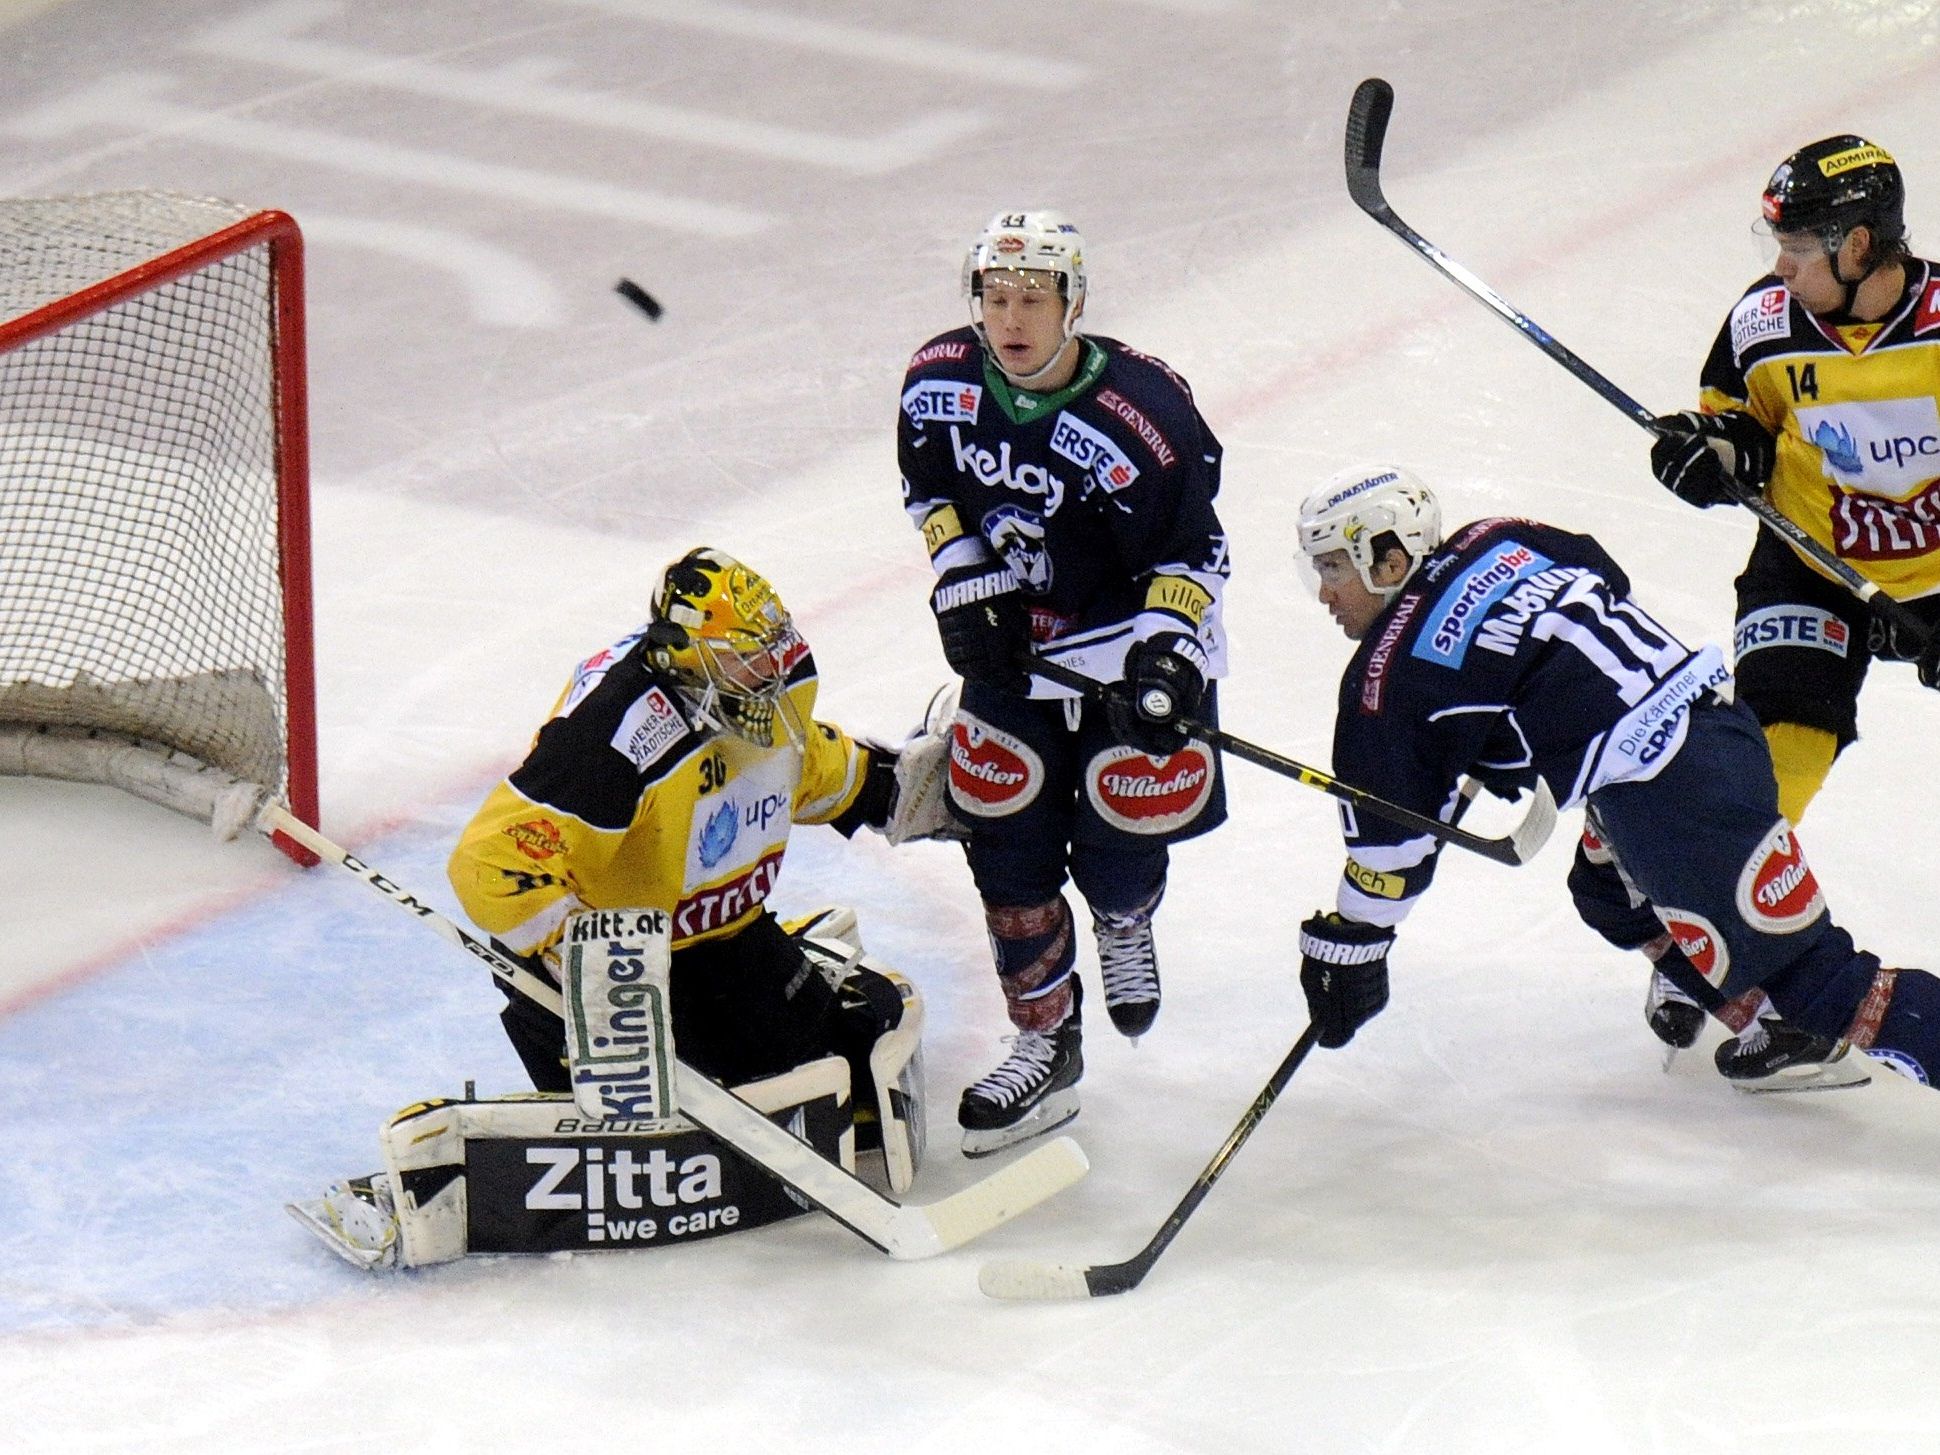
[1084,742,1216,833]
[1658,907,1730,988]
[1734,820,1827,935]
[948,715,1042,816]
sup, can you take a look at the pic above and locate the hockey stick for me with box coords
[1023,655,1556,866]
[980,1022,1322,1299]
[255,801,1087,1261]
[1344,76,1934,650]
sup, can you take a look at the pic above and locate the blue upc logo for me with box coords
[697,801,739,868]
[1813,420,1862,475]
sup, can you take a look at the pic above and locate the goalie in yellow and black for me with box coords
[449,546,953,1157]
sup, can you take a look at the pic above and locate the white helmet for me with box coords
[1298,464,1442,598]
[962,209,1088,345]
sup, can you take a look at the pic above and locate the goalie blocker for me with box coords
[290,907,928,1270]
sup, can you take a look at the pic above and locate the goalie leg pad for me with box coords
[562,907,676,1123]
[291,1061,852,1271]
[790,909,930,1195]
[864,971,927,1196]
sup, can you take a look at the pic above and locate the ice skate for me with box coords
[1716,1019,1871,1094]
[1645,966,1705,1069]
[1094,898,1162,1041]
[286,1173,401,1270]
[959,1010,1083,1158]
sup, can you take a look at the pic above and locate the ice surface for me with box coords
[4,2,1940,1451]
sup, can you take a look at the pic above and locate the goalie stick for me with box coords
[1024,655,1557,867]
[980,1023,1322,1300]
[1343,76,1935,652]
[254,800,1087,1261]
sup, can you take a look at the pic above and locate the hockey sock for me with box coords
[1844,968,1940,1084]
[1720,989,1775,1037]
[986,898,1076,1034]
[1763,721,1838,826]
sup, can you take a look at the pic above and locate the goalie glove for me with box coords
[930,561,1031,692]
[877,684,967,845]
[1298,911,1394,1049]
[1103,633,1207,757]
[1648,409,1774,509]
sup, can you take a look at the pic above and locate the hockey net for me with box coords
[0,192,317,860]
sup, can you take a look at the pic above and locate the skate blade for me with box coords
[1729,1055,1873,1095]
[960,1088,1080,1159]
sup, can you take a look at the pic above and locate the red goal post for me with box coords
[0,193,318,863]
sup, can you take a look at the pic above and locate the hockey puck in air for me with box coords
[615,277,663,320]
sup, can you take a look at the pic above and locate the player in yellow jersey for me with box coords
[1632,135,1940,1077]
[449,546,933,1095]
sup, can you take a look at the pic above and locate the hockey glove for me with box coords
[1104,634,1207,756]
[1298,911,1395,1049]
[1648,409,1774,509]
[930,561,1031,692]
[828,745,898,839]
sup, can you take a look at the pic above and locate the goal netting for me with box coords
[0,192,317,858]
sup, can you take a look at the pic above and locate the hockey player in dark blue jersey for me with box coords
[1291,464,1940,1092]
[899,210,1230,1153]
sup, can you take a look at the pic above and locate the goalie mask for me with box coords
[1297,464,1442,601]
[962,210,1087,360]
[646,547,806,746]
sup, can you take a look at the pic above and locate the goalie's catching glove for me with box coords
[1298,911,1395,1049]
[930,561,1030,693]
[1648,409,1774,509]
[1103,634,1206,757]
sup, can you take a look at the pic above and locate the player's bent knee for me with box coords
[1565,830,1661,950]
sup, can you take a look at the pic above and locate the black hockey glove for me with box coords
[1103,634,1206,756]
[827,744,897,838]
[1919,631,1940,691]
[1298,911,1395,1049]
[1648,409,1774,509]
[930,562,1030,692]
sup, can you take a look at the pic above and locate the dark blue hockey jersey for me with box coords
[1330,517,1730,927]
[898,327,1228,688]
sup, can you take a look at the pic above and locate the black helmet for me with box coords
[1762,135,1906,250]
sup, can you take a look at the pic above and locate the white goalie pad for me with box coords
[561,907,676,1123]
[789,908,929,1196]
[870,973,928,1196]
[289,1059,853,1272]
[881,683,964,845]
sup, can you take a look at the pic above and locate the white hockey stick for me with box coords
[257,801,1088,1260]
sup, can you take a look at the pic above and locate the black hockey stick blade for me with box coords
[981,1024,1324,1301]
[1343,77,1395,218]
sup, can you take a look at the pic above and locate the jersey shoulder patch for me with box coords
[1048,408,1143,494]
[1729,283,1794,360]
[609,682,693,774]
[1913,274,1940,336]
[906,335,978,375]
[902,376,983,426]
